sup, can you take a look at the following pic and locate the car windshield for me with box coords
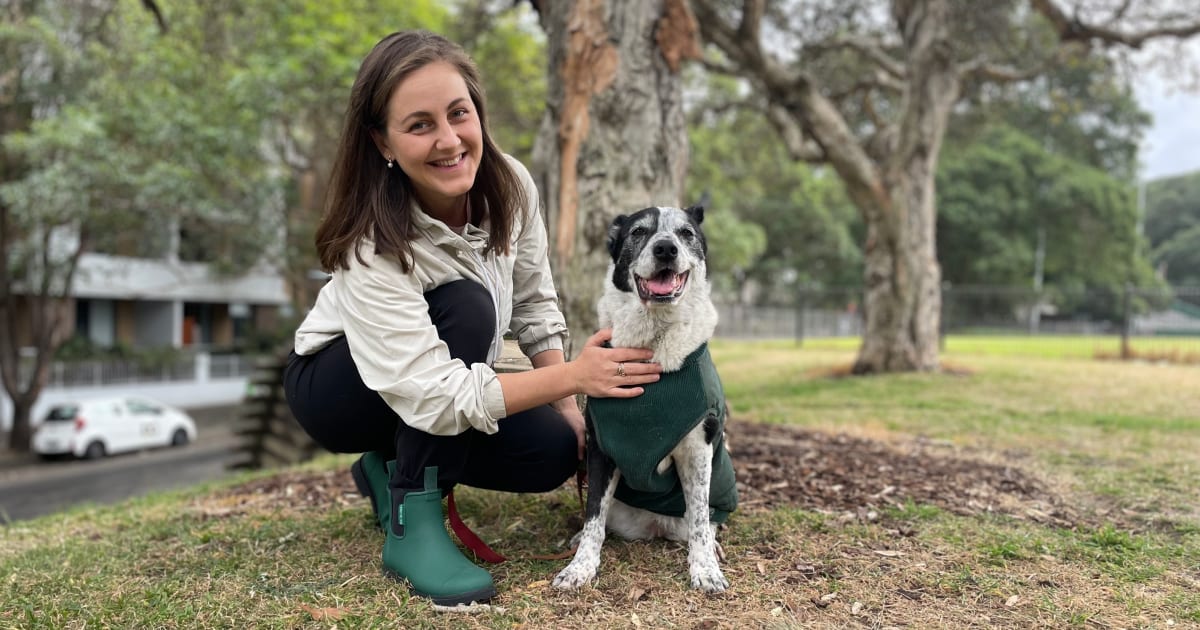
[45,405,79,421]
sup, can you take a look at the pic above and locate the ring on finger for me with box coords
[616,362,626,377]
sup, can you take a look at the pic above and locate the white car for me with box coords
[31,396,198,460]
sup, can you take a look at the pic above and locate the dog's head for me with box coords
[606,205,707,306]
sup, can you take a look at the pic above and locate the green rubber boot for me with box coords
[383,466,496,605]
[350,451,391,530]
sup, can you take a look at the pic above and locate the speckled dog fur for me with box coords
[553,206,728,594]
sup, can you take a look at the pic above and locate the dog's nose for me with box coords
[653,240,678,261]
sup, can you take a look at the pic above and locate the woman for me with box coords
[283,30,661,607]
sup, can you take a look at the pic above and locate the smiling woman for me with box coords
[371,67,483,223]
[282,30,661,607]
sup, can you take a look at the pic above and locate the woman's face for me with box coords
[375,61,484,220]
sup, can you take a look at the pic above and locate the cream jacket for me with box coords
[293,156,568,436]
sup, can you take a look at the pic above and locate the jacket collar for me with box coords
[411,201,490,253]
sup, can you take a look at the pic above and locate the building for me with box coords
[68,252,290,350]
[8,216,291,354]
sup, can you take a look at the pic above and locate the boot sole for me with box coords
[383,568,497,607]
[350,457,381,529]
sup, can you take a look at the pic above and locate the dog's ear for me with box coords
[684,204,705,225]
[606,214,628,260]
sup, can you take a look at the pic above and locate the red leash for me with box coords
[446,468,586,563]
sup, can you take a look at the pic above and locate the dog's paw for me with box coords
[690,563,729,593]
[552,562,596,590]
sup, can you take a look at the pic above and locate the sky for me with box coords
[1133,36,1200,182]
[1135,77,1200,182]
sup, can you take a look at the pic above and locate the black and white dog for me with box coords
[553,205,736,594]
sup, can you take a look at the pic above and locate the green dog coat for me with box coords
[585,343,738,523]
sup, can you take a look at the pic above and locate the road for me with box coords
[0,406,244,524]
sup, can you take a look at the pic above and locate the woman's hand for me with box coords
[572,328,661,398]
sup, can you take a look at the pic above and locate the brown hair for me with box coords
[315,30,524,272]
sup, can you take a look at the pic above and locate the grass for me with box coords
[2,338,1199,628]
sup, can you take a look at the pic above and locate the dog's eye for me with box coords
[679,229,694,240]
[631,227,647,237]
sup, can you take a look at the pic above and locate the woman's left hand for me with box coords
[554,397,586,460]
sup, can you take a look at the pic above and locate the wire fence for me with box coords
[16,284,1200,389]
[715,284,1200,362]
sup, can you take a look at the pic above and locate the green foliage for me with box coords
[937,125,1163,319]
[2,1,285,276]
[450,2,546,163]
[701,205,767,280]
[950,53,1150,182]
[685,73,860,301]
[1144,171,1200,286]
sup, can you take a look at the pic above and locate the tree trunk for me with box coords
[7,394,34,452]
[852,0,956,374]
[3,291,71,451]
[532,0,699,355]
[852,184,943,373]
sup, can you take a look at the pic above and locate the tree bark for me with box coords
[853,0,955,373]
[532,0,699,355]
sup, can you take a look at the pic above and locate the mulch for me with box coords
[726,420,1077,528]
[215,419,1079,529]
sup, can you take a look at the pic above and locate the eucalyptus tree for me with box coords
[530,0,703,349]
[690,0,1200,373]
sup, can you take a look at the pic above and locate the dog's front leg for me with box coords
[675,424,728,593]
[553,414,620,590]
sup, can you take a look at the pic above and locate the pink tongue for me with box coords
[646,276,676,295]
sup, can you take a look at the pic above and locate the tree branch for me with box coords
[811,35,907,80]
[692,0,793,86]
[738,0,764,45]
[764,103,826,163]
[141,0,168,34]
[692,0,888,210]
[1031,0,1200,49]
[958,53,1056,83]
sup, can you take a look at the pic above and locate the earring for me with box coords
[386,158,394,169]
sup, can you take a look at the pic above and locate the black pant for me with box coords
[283,279,577,493]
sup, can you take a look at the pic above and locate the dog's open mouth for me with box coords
[636,269,689,303]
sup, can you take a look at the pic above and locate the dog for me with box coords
[553,205,736,594]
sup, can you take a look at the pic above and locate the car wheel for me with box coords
[83,441,106,459]
[170,428,190,447]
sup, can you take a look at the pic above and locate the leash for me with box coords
[446,468,586,563]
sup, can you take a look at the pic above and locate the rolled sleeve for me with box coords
[507,157,569,357]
